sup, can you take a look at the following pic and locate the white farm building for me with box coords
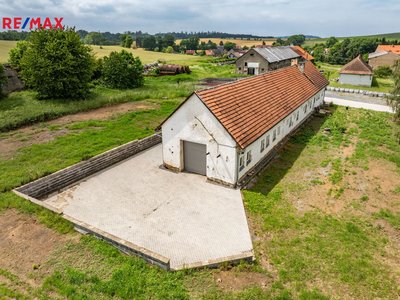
[159,62,329,187]
[339,55,373,87]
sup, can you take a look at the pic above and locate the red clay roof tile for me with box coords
[195,62,328,148]
[339,55,373,75]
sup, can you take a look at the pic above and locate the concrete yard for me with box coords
[42,144,254,270]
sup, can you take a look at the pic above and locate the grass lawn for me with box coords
[0,40,17,63]
[316,62,395,93]
[0,101,400,298]
[0,63,240,132]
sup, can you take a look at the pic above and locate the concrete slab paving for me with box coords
[43,144,254,270]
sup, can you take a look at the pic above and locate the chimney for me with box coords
[298,62,305,73]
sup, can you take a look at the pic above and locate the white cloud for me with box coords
[0,0,398,36]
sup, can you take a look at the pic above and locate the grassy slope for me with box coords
[0,106,399,299]
[304,32,400,47]
[0,62,239,132]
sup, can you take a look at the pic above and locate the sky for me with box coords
[0,0,399,37]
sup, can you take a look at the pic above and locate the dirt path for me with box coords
[0,101,158,159]
[0,209,76,286]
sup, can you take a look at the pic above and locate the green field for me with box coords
[0,40,206,65]
[304,32,400,47]
[0,100,399,298]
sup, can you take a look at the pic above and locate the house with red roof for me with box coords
[339,55,373,87]
[158,62,328,186]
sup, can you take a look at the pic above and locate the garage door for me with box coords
[183,141,207,176]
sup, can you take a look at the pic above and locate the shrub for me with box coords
[8,40,30,69]
[102,50,144,89]
[92,58,103,81]
[388,60,400,122]
[20,28,95,100]
[374,66,393,78]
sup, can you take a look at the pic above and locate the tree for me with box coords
[164,46,174,53]
[313,45,325,62]
[83,32,107,45]
[0,64,6,99]
[287,34,305,46]
[121,34,133,48]
[8,40,30,69]
[180,36,200,51]
[374,66,393,78]
[143,36,157,50]
[223,42,236,51]
[20,28,95,99]
[102,50,144,89]
[325,36,338,48]
[388,60,400,122]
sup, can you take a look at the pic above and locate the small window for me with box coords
[277,126,281,135]
[250,53,254,56]
[296,111,299,121]
[239,155,245,171]
[244,62,248,66]
[273,129,277,141]
[289,116,293,127]
[238,67,241,71]
[261,68,265,72]
[246,151,252,165]
[260,139,265,152]
[309,101,312,109]
[266,135,270,147]
[304,104,308,113]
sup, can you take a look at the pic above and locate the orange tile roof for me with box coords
[291,46,314,61]
[340,55,373,75]
[376,45,400,55]
[194,62,328,148]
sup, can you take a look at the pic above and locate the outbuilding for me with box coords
[159,62,328,187]
[339,55,373,87]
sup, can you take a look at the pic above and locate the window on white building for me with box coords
[246,151,252,165]
[296,111,299,121]
[277,126,281,135]
[266,135,270,148]
[239,155,244,171]
[289,116,293,127]
[304,104,308,113]
[273,129,277,141]
[260,139,265,152]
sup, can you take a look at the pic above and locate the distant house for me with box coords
[205,50,215,56]
[339,55,373,87]
[235,46,302,75]
[368,45,400,69]
[291,46,314,61]
[227,49,246,59]
[159,62,328,187]
[376,45,400,55]
[185,50,196,55]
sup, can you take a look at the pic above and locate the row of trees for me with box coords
[8,28,144,100]
[273,34,306,46]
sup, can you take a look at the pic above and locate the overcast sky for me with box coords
[0,0,399,37]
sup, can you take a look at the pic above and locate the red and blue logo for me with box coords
[1,17,64,30]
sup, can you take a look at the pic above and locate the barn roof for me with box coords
[253,46,300,63]
[339,55,373,75]
[368,51,389,59]
[158,62,327,149]
[291,46,314,61]
[376,45,400,55]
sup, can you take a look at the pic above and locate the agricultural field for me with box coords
[0,40,17,63]
[0,95,399,298]
[176,38,275,48]
[0,40,205,65]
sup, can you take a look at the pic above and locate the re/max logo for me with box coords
[1,17,64,30]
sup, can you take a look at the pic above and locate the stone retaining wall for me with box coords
[326,86,389,98]
[16,134,162,199]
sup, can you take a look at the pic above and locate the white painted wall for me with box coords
[161,94,238,185]
[162,89,326,186]
[237,89,325,180]
[339,74,372,87]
